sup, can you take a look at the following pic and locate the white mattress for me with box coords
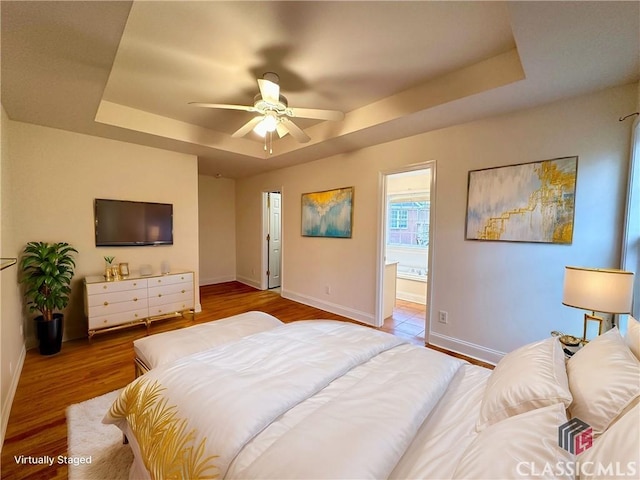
[133,310,283,369]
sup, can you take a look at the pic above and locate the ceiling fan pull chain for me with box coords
[269,131,273,155]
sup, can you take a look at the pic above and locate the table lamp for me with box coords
[562,266,634,342]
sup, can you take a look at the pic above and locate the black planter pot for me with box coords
[35,313,64,355]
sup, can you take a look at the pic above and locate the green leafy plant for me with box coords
[20,242,78,321]
[104,256,115,265]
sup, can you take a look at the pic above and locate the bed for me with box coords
[104,315,640,480]
[132,311,284,376]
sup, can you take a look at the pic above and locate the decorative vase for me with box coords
[105,266,113,280]
[35,313,64,355]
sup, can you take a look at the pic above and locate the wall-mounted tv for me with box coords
[95,199,173,246]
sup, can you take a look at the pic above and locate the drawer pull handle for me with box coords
[158,294,162,297]
[158,309,162,313]
[103,319,107,324]
[181,276,184,280]
[103,301,109,306]
[133,283,137,286]
[158,280,162,283]
[134,314,138,318]
[181,290,185,294]
[133,298,138,302]
[103,285,107,290]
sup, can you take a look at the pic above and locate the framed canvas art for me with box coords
[465,156,578,243]
[301,187,354,238]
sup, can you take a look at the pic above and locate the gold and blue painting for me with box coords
[301,187,354,238]
[465,156,578,243]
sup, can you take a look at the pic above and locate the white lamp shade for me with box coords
[562,266,634,313]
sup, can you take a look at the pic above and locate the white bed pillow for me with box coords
[577,403,640,479]
[476,336,572,431]
[625,315,640,361]
[453,403,573,480]
[566,327,640,436]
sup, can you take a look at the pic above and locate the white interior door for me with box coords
[268,192,282,289]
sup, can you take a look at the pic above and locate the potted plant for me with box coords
[104,255,115,280]
[20,241,78,355]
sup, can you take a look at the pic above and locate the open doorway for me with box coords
[263,191,282,291]
[377,163,435,344]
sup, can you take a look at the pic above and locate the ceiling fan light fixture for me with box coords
[190,71,343,145]
[253,113,278,137]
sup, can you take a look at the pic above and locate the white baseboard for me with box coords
[428,331,504,366]
[282,289,375,326]
[1,345,26,451]
[236,276,261,290]
[199,275,236,286]
[396,291,426,304]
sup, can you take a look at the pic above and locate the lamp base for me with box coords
[582,312,603,342]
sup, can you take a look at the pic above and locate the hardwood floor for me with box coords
[0,281,487,479]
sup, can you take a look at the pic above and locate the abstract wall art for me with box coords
[301,187,354,238]
[465,156,578,243]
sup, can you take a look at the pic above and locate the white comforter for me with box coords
[104,320,467,479]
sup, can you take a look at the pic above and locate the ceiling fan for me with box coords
[189,72,344,145]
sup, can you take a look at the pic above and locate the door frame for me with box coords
[261,187,283,291]
[376,161,436,343]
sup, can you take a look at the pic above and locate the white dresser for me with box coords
[84,271,195,338]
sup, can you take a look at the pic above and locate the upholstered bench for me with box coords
[133,310,283,376]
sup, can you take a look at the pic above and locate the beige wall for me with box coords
[1,106,26,445]
[198,175,236,285]
[7,121,200,346]
[236,83,637,363]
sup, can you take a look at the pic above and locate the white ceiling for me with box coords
[2,1,638,178]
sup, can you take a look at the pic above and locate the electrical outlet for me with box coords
[325,285,331,295]
[438,310,448,324]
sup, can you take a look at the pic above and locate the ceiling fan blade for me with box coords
[275,123,289,138]
[257,78,280,105]
[280,118,310,143]
[232,116,264,138]
[287,107,344,121]
[189,102,258,113]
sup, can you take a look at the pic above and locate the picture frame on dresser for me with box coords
[118,262,129,277]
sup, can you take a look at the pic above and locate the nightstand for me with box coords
[551,331,583,358]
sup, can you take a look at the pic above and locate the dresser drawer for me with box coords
[148,289,193,308]
[86,278,147,296]
[148,272,193,287]
[149,300,193,317]
[148,282,193,298]
[88,308,148,330]
[88,297,149,317]
[87,289,148,308]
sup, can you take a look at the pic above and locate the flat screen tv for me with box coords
[95,199,173,246]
